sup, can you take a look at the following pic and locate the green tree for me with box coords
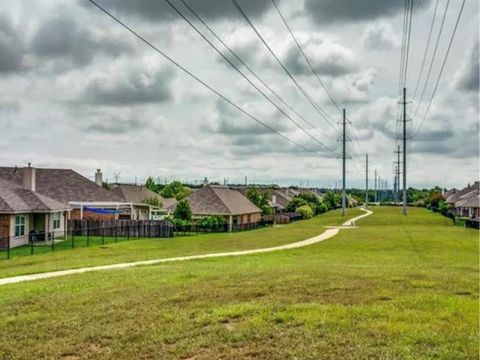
[323,191,341,210]
[286,197,307,212]
[246,188,272,215]
[161,181,191,200]
[143,197,162,208]
[145,177,157,192]
[296,205,314,219]
[174,200,192,221]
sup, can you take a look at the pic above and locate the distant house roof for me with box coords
[111,185,177,209]
[0,167,123,204]
[0,178,68,214]
[455,190,480,209]
[272,190,292,208]
[446,182,480,204]
[170,185,261,216]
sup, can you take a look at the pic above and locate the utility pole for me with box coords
[378,175,381,203]
[402,87,408,215]
[374,169,377,203]
[394,145,401,205]
[341,108,347,216]
[365,154,369,208]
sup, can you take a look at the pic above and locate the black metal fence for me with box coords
[465,219,480,229]
[0,220,174,260]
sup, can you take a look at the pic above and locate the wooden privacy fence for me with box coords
[67,219,174,238]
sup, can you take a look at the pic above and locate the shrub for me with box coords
[198,216,225,231]
[296,205,314,219]
[174,200,192,221]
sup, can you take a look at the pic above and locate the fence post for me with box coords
[127,224,130,240]
[87,227,90,247]
[72,229,75,249]
[30,237,34,255]
[102,226,105,245]
[51,232,55,252]
[7,236,10,259]
[115,225,118,243]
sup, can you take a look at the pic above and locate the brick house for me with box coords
[0,177,68,248]
[0,166,153,221]
[168,185,261,231]
[446,181,480,218]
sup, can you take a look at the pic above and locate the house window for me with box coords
[53,213,61,229]
[15,215,25,237]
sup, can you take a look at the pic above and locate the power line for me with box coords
[269,0,372,162]
[86,0,320,155]
[412,0,440,102]
[402,0,414,89]
[164,0,339,155]
[398,0,409,96]
[271,0,341,113]
[414,0,466,138]
[178,0,338,145]
[412,0,450,120]
[229,0,340,134]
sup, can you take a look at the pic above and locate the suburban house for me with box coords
[168,185,262,230]
[111,184,177,219]
[0,166,157,221]
[446,181,480,218]
[0,177,69,248]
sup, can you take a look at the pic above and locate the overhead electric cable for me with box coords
[414,0,466,138]
[412,0,450,119]
[178,0,338,145]
[412,0,440,101]
[165,0,338,154]
[87,0,321,154]
[230,0,340,134]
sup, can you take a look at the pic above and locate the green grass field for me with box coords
[0,207,477,359]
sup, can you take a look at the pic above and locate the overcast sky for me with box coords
[0,0,478,189]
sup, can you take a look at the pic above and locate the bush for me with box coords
[198,215,225,231]
[286,197,308,212]
[296,205,314,219]
[174,200,192,221]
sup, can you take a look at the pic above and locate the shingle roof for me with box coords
[446,181,480,204]
[0,178,67,213]
[455,190,480,208]
[0,167,123,203]
[111,185,177,209]
[171,185,261,216]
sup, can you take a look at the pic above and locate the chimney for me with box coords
[203,177,209,187]
[95,169,103,187]
[23,163,36,192]
[272,194,277,205]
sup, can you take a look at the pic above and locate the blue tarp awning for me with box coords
[84,206,123,214]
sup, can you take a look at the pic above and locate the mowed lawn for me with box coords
[0,208,360,279]
[0,207,478,359]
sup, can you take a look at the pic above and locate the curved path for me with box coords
[0,208,372,286]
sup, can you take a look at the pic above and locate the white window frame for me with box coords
[53,212,61,230]
[15,215,25,237]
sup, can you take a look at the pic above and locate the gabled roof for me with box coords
[0,167,123,203]
[0,178,68,213]
[446,182,480,204]
[455,190,480,208]
[172,185,261,216]
[111,185,177,209]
